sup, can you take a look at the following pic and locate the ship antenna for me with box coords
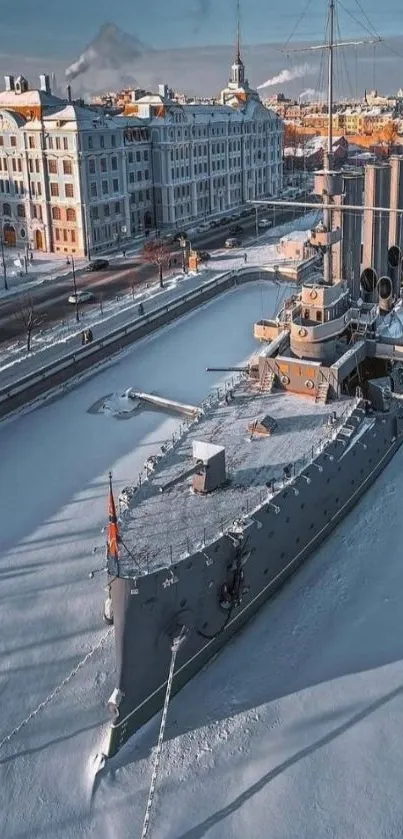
[323,0,335,286]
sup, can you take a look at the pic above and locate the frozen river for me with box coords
[2,278,403,839]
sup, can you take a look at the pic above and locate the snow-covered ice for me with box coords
[1,278,403,839]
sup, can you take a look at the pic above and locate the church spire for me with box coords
[230,0,245,87]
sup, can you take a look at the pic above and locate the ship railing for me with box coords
[120,396,362,575]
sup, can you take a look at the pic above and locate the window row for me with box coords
[47,159,73,175]
[0,157,22,173]
[127,149,149,164]
[50,182,74,198]
[87,134,117,151]
[51,207,76,222]
[0,180,24,195]
[1,202,25,217]
[88,155,119,175]
[91,201,121,220]
[54,228,77,244]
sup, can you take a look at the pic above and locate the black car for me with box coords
[229,224,243,235]
[173,231,188,242]
[197,250,211,262]
[88,258,109,271]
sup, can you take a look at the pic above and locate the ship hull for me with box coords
[104,401,403,757]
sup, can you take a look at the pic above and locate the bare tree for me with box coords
[14,295,43,353]
[141,239,171,288]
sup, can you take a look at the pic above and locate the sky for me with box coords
[1,0,403,58]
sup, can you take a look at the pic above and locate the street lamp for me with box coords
[0,234,8,291]
[71,255,79,323]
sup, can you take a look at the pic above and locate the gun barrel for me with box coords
[206,366,249,373]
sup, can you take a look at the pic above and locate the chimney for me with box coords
[4,75,15,92]
[67,85,72,103]
[39,73,51,94]
[158,83,168,99]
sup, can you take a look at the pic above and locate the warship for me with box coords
[100,1,403,759]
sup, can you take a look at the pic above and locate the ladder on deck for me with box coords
[141,626,187,839]
[315,381,329,404]
[261,364,276,393]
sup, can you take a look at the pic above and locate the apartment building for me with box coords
[0,74,153,255]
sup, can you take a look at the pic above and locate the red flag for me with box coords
[107,472,119,561]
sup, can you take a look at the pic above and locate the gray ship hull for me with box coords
[104,400,403,757]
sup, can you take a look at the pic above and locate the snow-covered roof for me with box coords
[0,88,62,108]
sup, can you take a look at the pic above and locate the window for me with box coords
[55,228,60,241]
[63,230,68,242]
[66,207,76,222]
[316,311,322,322]
[136,150,141,163]
[138,190,143,202]
[56,137,61,150]
[137,171,142,182]
[114,201,120,214]
[88,158,95,174]
[71,229,76,243]
[52,206,61,220]
[63,137,68,150]
[144,169,149,180]
[144,149,149,161]
[17,204,25,218]
[111,157,117,171]
[129,172,134,184]
[50,182,59,197]
[100,135,105,148]
[35,159,40,173]
[111,134,116,148]
[48,159,57,174]
[28,136,35,149]
[100,157,107,172]
[17,159,22,172]
[11,159,16,172]
[88,136,93,150]
[90,182,97,198]
[0,137,3,146]
[104,204,110,217]
[3,202,11,215]
[63,160,72,175]
[10,136,16,147]
[112,178,119,192]
[128,152,133,164]
[102,180,108,194]
[64,183,74,198]
[91,206,99,220]
[37,182,42,196]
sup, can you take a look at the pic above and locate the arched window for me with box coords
[3,203,11,216]
[17,204,25,218]
[52,206,61,220]
[66,207,76,222]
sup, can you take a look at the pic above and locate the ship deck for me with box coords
[118,386,355,576]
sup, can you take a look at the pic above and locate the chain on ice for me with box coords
[0,628,113,753]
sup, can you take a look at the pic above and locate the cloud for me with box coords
[257,63,314,89]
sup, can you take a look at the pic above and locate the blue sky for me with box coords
[1,0,403,58]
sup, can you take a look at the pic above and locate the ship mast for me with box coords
[323,0,335,285]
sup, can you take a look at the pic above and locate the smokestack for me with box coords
[67,84,72,103]
[389,155,403,251]
[39,73,51,94]
[333,170,364,299]
[4,75,14,91]
[377,276,393,313]
[362,163,391,280]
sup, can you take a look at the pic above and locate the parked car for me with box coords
[199,221,211,231]
[225,236,241,248]
[68,290,95,304]
[218,216,229,226]
[197,250,211,262]
[162,232,175,245]
[258,218,273,230]
[88,258,109,271]
[229,223,243,235]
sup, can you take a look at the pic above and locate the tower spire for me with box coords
[230,0,245,87]
[236,0,241,62]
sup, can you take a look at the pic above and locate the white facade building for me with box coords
[0,74,153,256]
[124,52,283,230]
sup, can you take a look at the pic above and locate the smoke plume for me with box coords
[65,22,146,91]
[257,63,314,89]
[298,88,322,101]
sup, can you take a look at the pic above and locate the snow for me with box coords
[2,276,402,838]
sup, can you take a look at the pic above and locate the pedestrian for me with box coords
[29,251,33,263]
[244,252,248,264]
[122,248,126,258]
[168,258,172,270]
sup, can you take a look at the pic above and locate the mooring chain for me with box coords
[141,626,187,839]
[0,627,113,753]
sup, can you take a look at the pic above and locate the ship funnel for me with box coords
[377,276,393,313]
[360,266,378,301]
[387,245,402,300]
